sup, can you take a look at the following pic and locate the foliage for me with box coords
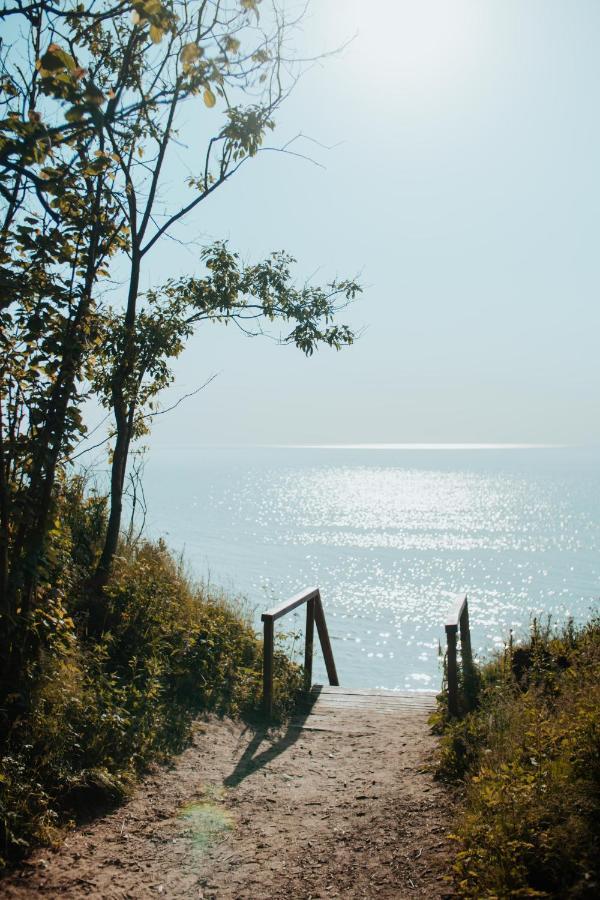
[0,1,354,872]
[0,480,302,869]
[435,618,600,898]
[0,0,359,706]
[92,242,359,442]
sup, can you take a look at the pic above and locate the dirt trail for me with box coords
[3,693,454,899]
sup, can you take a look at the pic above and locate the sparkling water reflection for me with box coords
[144,447,600,691]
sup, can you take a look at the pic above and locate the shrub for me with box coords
[435,618,600,897]
[0,487,302,868]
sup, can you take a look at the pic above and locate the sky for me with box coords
[134,0,600,448]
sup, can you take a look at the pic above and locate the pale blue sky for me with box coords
[141,0,600,448]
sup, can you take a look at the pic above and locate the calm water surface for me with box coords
[143,447,600,690]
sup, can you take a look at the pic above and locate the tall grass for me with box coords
[434,617,600,898]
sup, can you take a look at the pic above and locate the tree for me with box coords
[92,243,359,589]
[0,0,360,689]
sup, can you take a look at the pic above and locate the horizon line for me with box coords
[149,442,575,451]
[264,443,570,450]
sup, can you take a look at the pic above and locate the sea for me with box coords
[142,445,600,691]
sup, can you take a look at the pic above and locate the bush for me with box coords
[435,618,600,897]
[0,484,302,868]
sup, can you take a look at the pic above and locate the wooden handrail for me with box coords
[261,587,339,717]
[445,593,475,717]
[262,586,321,622]
[446,593,468,631]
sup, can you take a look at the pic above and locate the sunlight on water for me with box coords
[145,448,600,691]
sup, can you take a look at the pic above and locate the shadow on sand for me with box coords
[224,687,321,788]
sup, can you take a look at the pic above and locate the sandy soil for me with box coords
[2,702,454,899]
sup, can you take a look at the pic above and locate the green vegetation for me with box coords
[1,0,358,737]
[434,618,600,898]
[0,0,357,876]
[0,2,356,868]
[0,477,302,868]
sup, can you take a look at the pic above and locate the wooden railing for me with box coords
[261,587,339,717]
[445,593,475,717]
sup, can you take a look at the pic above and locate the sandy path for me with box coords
[2,699,454,899]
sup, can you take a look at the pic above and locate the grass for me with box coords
[0,478,302,868]
[433,617,600,898]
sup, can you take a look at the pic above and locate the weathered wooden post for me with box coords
[445,593,473,717]
[304,596,315,691]
[459,599,476,710]
[459,601,473,669]
[445,621,459,717]
[263,615,274,718]
[315,592,339,687]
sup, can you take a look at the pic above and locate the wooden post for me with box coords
[459,599,475,710]
[263,616,274,718]
[460,601,473,670]
[445,624,459,717]
[304,597,315,691]
[261,587,340,711]
[314,593,339,686]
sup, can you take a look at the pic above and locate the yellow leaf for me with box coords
[142,0,163,13]
[180,42,200,68]
[149,24,163,44]
[241,0,260,17]
[65,106,84,122]
[225,36,241,54]
[203,87,216,108]
[131,10,141,24]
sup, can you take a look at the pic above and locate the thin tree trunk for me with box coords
[93,250,141,589]
[93,400,130,590]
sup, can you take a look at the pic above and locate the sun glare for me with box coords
[333,0,486,99]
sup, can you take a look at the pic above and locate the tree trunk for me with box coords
[92,250,141,591]
[93,400,130,591]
